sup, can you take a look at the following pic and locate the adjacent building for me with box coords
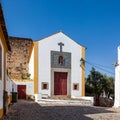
[7,37,34,100]
[0,4,11,118]
[114,46,120,107]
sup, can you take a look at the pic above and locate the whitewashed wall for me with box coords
[6,76,12,96]
[37,32,83,97]
[0,40,4,110]
[29,48,34,80]
[12,82,34,95]
[114,46,120,107]
[0,81,3,109]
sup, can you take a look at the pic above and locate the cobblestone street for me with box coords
[1,100,120,120]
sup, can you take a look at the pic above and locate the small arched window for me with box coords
[0,45,2,79]
[58,56,64,65]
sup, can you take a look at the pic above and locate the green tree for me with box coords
[85,78,94,95]
[102,75,114,98]
[86,67,104,98]
[86,67,114,99]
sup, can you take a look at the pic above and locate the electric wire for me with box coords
[84,60,115,75]
[86,61,114,70]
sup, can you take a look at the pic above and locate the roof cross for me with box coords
[58,42,64,52]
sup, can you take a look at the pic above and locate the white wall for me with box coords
[29,48,34,80]
[71,47,82,97]
[0,81,3,109]
[12,82,34,95]
[37,32,83,97]
[0,39,4,109]
[6,76,12,96]
[114,66,120,107]
[118,46,120,63]
[114,46,120,107]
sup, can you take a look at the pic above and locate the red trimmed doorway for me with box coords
[54,72,67,95]
[17,85,26,99]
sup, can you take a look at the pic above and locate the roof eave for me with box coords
[0,3,11,51]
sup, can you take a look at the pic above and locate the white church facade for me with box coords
[29,32,86,99]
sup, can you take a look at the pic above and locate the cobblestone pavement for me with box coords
[2,100,120,120]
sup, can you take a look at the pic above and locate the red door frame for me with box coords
[54,72,67,95]
[17,85,26,99]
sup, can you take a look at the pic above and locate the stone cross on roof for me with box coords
[58,42,64,52]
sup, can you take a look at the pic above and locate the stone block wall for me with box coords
[7,37,33,80]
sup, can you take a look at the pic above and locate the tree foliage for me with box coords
[86,67,114,98]
[102,75,114,98]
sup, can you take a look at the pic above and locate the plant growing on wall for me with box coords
[21,73,31,79]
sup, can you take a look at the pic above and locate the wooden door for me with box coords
[18,85,26,99]
[54,72,67,95]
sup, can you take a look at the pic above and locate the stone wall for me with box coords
[7,37,33,80]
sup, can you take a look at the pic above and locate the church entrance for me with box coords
[54,72,67,95]
[17,85,26,99]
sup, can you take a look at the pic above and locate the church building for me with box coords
[30,32,86,99]
[7,32,86,100]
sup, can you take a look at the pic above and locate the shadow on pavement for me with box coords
[2,100,115,120]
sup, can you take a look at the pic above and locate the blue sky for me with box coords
[2,0,120,77]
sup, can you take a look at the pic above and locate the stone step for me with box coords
[37,99,93,106]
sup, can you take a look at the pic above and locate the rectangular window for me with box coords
[73,83,79,90]
[42,82,48,90]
